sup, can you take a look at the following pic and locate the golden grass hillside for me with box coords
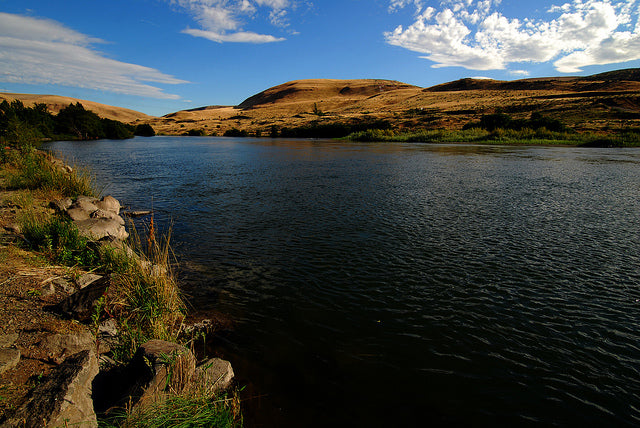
[149,69,640,137]
[0,93,155,123]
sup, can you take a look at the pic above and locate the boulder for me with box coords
[40,333,95,363]
[1,350,99,428]
[131,340,196,407]
[49,275,110,322]
[95,196,120,215]
[193,358,235,396]
[56,195,128,242]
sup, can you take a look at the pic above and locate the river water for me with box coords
[46,137,640,427]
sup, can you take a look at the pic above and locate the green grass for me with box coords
[100,390,242,428]
[2,148,95,197]
[20,212,99,267]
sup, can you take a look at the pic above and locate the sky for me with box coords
[1,0,640,116]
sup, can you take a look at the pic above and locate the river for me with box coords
[45,137,640,427]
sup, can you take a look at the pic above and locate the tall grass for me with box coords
[2,148,94,197]
[101,219,186,361]
[101,389,242,428]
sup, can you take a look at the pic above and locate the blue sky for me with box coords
[1,0,639,116]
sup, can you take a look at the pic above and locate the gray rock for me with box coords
[49,198,73,213]
[0,348,20,375]
[90,209,125,225]
[40,333,95,363]
[66,197,100,222]
[95,196,120,215]
[98,319,118,337]
[75,218,128,241]
[75,273,103,290]
[49,275,110,322]
[194,358,235,396]
[52,278,76,294]
[131,340,196,408]
[1,350,99,428]
[0,333,18,348]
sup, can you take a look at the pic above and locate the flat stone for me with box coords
[0,348,20,375]
[2,350,99,428]
[0,333,18,348]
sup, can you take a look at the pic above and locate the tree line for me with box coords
[0,100,155,147]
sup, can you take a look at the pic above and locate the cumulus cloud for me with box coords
[385,0,640,73]
[0,13,187,99]
[170,0,293,43]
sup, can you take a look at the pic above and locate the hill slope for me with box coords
[149,69,640,136]
[0,93,154,123]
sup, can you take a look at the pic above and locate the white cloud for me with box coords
[171,0,294,43]
[385,0,640,73]
[182,28,285,43]
[0,13,187,99]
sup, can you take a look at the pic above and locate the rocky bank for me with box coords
[0,162,236,427]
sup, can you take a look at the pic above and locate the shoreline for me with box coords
[0,149,241,427]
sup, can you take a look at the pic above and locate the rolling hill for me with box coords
[0,93,154,123]
[150,69,640,136]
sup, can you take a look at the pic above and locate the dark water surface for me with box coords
[46,137,640,426]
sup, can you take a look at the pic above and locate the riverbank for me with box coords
[0,148,242,427]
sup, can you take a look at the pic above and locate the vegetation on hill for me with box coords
[0,100,155,146]
[345,112,640,147]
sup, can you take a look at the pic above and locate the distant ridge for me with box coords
[426,68,640,92]
[237,79,419,110]
[0,93,154,123]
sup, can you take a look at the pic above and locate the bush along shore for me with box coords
[0,146,241,427]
